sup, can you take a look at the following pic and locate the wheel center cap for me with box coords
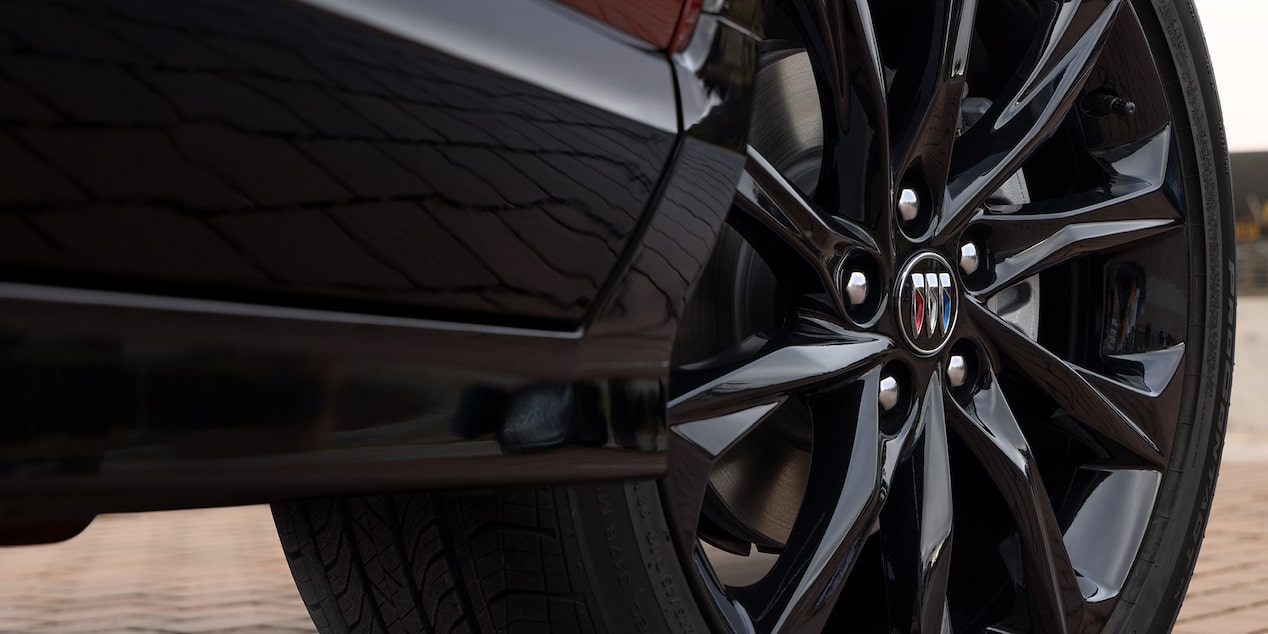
[895,252,959,355]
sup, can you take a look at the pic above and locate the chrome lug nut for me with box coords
[845,271,869,306]
[897,188,920,222]
[947,354,968,388]
[959,242,980,275]
[879,375,900,411]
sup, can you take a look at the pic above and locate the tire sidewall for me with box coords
[1106,0,1236,631]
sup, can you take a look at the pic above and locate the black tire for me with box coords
[272,482,712,633]
[273,0,1235,632]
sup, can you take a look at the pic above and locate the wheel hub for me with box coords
[894,252,959,355]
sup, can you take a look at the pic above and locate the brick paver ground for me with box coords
[1174,459,1268,634]
[0,458,1263,632]
[0,505,312,633]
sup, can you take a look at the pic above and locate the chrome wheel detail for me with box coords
[878,374,900,411]
[845,270,869,306]
[667,1,1197,631]
[897,187,920,222]
[958,241,980,275]
[896,252,959,355]
[946,354,968,388]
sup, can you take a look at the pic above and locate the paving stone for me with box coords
[0,506,313,632]
[1175,460,1268,633]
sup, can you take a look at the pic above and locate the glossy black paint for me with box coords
[0,320,665,523]
[0,0,752,529]
[0,0,674,329]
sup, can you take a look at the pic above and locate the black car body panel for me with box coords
[1,0,680,328]
[0,0,760,529]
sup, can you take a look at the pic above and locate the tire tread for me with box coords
[273,486,598,633]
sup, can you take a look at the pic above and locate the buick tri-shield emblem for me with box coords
[897,252,958,354]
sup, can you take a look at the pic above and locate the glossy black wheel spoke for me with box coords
[1084,344,1187,459]
[946,368,1091,632]
[965,300,1166,466]
[890,0,979,202]
[973,187,1180,298]
[942,0,1124,235]
[880,374,954,634]
[669,314,892,424]
[733,370,889,633]
[972,131,1182,297]
[792,0,891,234]
[796,0,887,131]
[736,149,880,312]
[673,400,786,462]
[665,400,789,550]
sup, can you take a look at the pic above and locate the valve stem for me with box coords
[1085,92,1136,116]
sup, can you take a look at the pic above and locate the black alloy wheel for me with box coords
[663,0,1234,632]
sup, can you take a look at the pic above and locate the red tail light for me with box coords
[559,0,703,52]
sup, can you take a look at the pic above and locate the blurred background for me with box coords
[2,1,1268,633]
[1208,1,1268,296]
